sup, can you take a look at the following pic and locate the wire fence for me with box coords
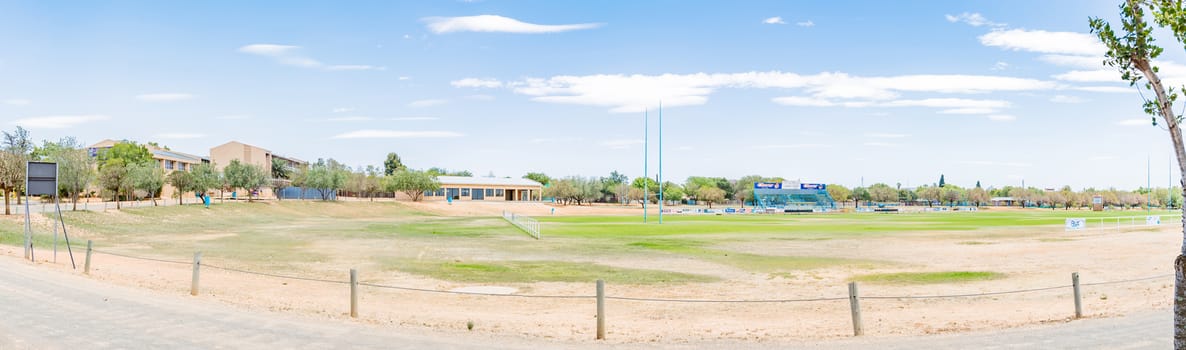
[66,243,1177,339]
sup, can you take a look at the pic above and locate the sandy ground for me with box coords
[0,204,1177,344]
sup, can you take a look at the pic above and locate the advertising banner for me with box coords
[1065,218,1086,231]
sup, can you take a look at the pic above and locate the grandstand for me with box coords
[753,181,836,212]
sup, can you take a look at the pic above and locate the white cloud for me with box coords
[451,78,503,88]
[753,144,829,150]
[991,61,1009,71]
[500,71,1051,113]
[771,96,836,107]
[135,93,195,102]
[987,114,1017,122]
[979,29,1105,56]
[1050,95,1087,103]
[12,114,110,129]
[763,16,786,25]
[216,114,250,120]
[1038,54,1102,68]
[1116,118,1152,126]
[399,76,412,81]
[797,20,815,27]
[883,98,1010,109]
[332,107,354,113]
[863,142,897,147]
[238,43,380,71]
[331,130,463,139]
[326,65,386,71]
[1052,69,1120,82]
[939,108,998,114]
[866,133,909,138]
[1074,86,1131,93]
[408,99,447,108]
[327,116,374,122]
[599,139,644,149]
[530,138,558,143]
[390,117,439,121]
[423,15,603,34]
[155,132,206,139]
[945,12,1005,27]
[2,98,30,106]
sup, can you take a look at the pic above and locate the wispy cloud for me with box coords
[945,12,1005,27]
[408,99,447,108]
[991,61,1009,71]
[987,114,1017,122]
[238,43,381,71]
[155,132,206,139]
[1050,95,1087,103]
[331,107,355,113]
[753,143,829,150]
[327,116,374,122]
[136,93,195,102]
[1075,86,1131,93]
[796,20,815,27]
[979,29,1105,56]
[865,132,909,138]
[390,117,439,121]
[423,15,603,34]
[331,130,463,139]
[451,78,503,88]
[600,139,644,149]
[12,115,110,129]
[1052,69,1118,82]
[960,160,1031,167]
[1116,118,1152,126]
[466,94,495,101]
[2,98,30,106]
[863,142,898,147]
[763,16,786,25]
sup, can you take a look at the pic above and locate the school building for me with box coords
[87,139,209,199]
[208,141,307,199]
[423,176,544,201]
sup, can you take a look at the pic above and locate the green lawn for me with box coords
[0,202,1172,285]
[850,271,1006,285]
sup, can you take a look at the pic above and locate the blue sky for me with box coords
[0,0,1181,189]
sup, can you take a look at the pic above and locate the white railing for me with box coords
[1066,214,1181,231]
[502,211,541,240]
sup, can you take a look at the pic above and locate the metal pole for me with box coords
[56,195,75,269]
[1072,272,1082,318]
[596,279,605,340]
[84,240,92,275]
[643,109,648,223]
[658,101,663,224]
[24,189,32,261]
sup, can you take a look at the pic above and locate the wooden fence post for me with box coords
[596,279,605,340]
[350,268,358,318]
[190,252,201,296]
[1072,272,1082,319]
[84,240,93,275]
[848,282,864,336]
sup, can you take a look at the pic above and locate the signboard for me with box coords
[725,208,736,213]
[1147,215,1162,225]
[800,183,826,190]
[25,162,58,196]
[1065,218,1086,231]
[754,182,783,189]
[1092,196,1103,205]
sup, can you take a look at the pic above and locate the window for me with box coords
[461,188,470,196]
[165,160,174,170]
[486,189,494,196]
[178,163,186,171]
[496,189,504,196]
[435,189,445,196]
[424,190,433,197]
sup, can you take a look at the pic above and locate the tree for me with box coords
[189,163,221,200]
[39,137,95,211]
[968,187,989,207]
[852,187,871,207]
[305,159,348,201]
[827,184,853,207]
[938,174,946,188]
[524,172,551,186]
[224,160,269,202]
[97,159,128,209]
[917,186,940,207]
[662,182,684,205]
[383,152,406,176]
[385,170,440,201]
[0,126,32,215]
[167,170,195,205]
[1092,2,1186,339]
[271,158,292,180]
[545,178,577,205]
[129,162,165,206]
[696,186,725,209]
[868,183,897,203]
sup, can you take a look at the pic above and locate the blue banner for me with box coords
[800,183,826,190]
[754,182,782,189]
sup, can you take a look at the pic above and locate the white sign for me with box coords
[1147,216,1162,225]
[1065,218,1086,231]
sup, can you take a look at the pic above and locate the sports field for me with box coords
[0,201,1177,342]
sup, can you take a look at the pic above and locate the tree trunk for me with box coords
[72,191,78,211]
[3,187,9,215]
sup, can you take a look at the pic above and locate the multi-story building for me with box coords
[87,139,209,199]
[209,141,307,198]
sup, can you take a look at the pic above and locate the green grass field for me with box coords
[0,202,1175,285]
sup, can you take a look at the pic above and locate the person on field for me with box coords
[202,193,211,209]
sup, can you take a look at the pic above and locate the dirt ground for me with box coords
[0,203,1176,344]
